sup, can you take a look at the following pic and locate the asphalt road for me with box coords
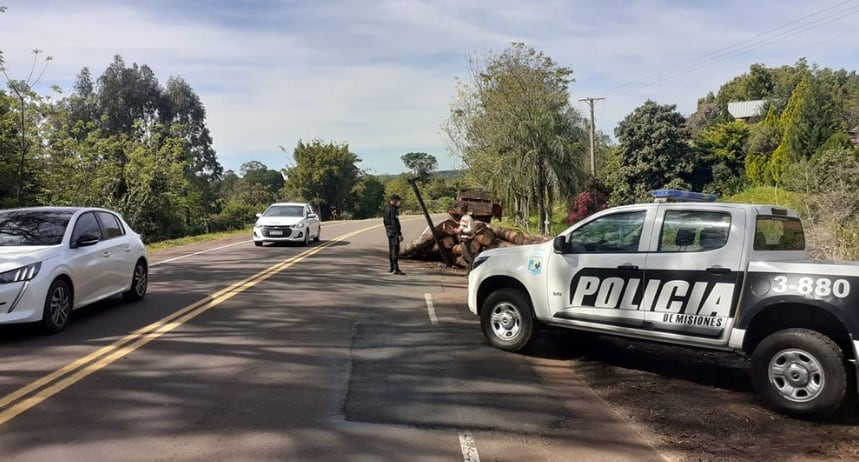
[0,216,665,461]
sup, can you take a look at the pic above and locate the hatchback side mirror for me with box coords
[73,234,100,248]
[308,213,318,219]
[255,213,262,218]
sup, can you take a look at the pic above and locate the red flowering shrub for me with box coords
[567,190,608,224]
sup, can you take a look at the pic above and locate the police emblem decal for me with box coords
[527,251,544,275]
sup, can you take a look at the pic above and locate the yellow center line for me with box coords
[0,223,381,426]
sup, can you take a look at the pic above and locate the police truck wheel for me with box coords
[480,289,535,352]
[750,328,848,418]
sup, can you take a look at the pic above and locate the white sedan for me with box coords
[0,207,148,333]
[253,202,321,246]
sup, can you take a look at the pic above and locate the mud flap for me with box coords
[851,334,859,395]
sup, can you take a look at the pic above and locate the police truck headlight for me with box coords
[472,256,489,270]
[0,262,42,284]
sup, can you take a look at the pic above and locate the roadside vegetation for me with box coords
[2,26,857,257]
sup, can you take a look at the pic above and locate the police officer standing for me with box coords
[383,194,405,275]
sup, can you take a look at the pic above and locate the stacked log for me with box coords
[399,218,550,268]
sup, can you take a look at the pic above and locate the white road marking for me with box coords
[150,240,251,266]
[458,431,480,462]
[424,293,438,325]
[149,217,412,267]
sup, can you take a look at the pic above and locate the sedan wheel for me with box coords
[123,260,148,302]
[42,279,72,334]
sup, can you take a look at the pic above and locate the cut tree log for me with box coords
[400,218,546,267]
[489,225,524,245]
[474,228,496,247]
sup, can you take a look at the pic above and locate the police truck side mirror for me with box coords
[553,235,567,253]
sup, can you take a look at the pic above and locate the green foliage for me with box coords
[781,148,859,260]
[691,120,750,195]
[444,42,589,232]
[240,161,285,194]
[400,152,438,183]
[353,175,386,219]
[283,139,361,220]
[769,73,840,184]
[609,100,694,205]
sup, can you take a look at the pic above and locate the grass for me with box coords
[145,227,251,253]
[495,208,571,236]
[722,186,806,211]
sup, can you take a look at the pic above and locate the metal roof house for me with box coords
[727,100,769,121]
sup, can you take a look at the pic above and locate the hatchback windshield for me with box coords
[264,205,305,218]
[0,210,74,246]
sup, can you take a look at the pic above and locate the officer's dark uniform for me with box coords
[383,196,404,274]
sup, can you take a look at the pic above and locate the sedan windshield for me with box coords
[0,210,73,246]
[264,205,304,218]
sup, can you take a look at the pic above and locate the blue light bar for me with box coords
[651,189,718,202]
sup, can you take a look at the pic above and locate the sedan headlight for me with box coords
[292,222,306,229]
[0,262,42,284]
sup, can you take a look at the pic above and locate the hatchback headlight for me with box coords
[292,222,306,229]
[0,262,42,284]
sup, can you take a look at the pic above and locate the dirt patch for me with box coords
[529,330,859,462]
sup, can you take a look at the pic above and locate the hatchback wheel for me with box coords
[42,279,72,334]
[123,260,148,302]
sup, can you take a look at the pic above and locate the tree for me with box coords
[769,74,839,185]
[692,120,750,195]
[283,139,361,220]
[444,43,589,233]
[1,47,52,203]
[609,100,694,205]
[401,152,437,182]
[353,175,386,219]
[240,160,285,194]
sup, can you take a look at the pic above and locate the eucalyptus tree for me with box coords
[444,43,588,233]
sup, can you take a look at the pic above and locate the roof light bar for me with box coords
[651,189,718,203]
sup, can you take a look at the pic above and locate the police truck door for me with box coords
[547,208,653,329]
[641,205,746,346]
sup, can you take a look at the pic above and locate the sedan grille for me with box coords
[262,226,293,238]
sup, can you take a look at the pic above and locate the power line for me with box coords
[613,0,859,91]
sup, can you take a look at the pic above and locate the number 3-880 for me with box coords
[773,276,851,298]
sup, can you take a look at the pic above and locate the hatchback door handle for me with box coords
[707,266,731,275]
[617,264,639,270]
[103,251,112,258]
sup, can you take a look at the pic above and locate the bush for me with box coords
[568,190,608,224]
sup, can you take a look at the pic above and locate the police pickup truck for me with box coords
[467,190,859,418]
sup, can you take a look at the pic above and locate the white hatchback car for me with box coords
[0,207,148,333]
[253,202,321,246]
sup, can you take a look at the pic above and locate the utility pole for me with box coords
[578,97,605,176]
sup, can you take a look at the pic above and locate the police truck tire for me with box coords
[480,288,536,352]
[750,328,848,418]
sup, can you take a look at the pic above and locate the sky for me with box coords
[2,0,859,175]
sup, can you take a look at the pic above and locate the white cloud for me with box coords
[2,0,858,173]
